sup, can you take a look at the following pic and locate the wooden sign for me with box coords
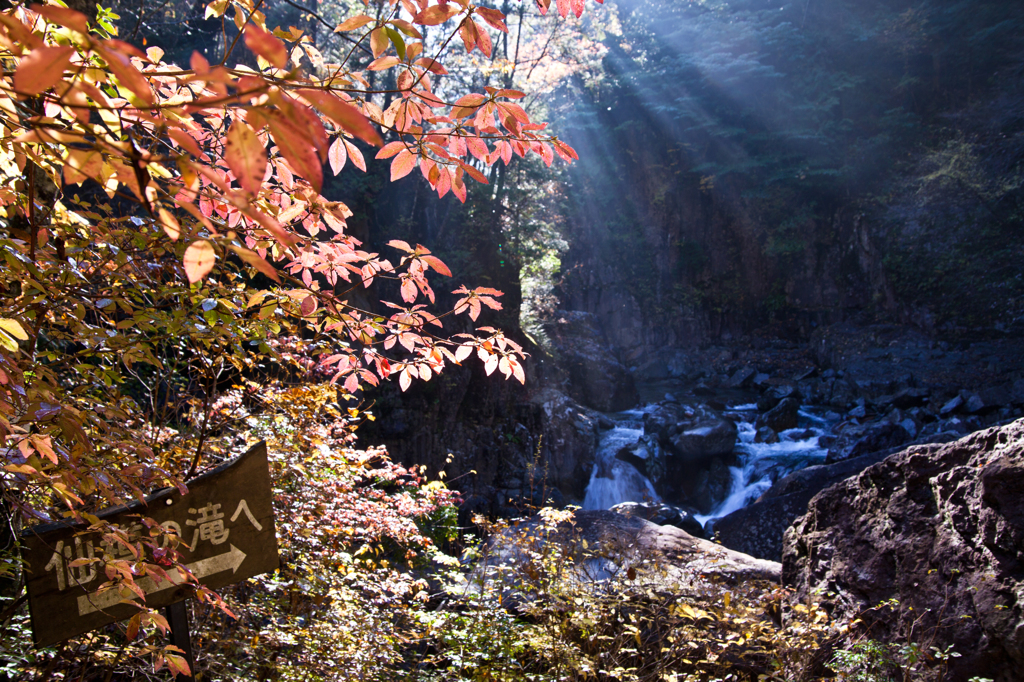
[22,442,279,648]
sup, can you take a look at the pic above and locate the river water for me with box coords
[581,402,832,532]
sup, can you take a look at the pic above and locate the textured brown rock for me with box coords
[782,420,1024,681]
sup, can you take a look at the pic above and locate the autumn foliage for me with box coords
[0,0,593,673]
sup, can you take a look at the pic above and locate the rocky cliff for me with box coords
[783,419,1024,681]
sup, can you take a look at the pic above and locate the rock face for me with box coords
[782,420,1024,681]
[544,311,638,412]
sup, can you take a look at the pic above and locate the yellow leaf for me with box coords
[0,319,28,340]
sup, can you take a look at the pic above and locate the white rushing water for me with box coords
[693,405,829,526]
[582,402,831,531]
[581,408,660,510]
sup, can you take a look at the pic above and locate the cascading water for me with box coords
[694,405,829,526]
[582,402,833,530]
[582,408,660,510]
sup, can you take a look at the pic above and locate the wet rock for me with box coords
[964,392,986,414]
[756,385,798,412]
[609,501,706,538]
[727,367,756,388]
[666,420,738,464]
[756,397,800,432]
[940,394,964,415]
[783,420,1024,681]
[643,403,738,463]
[754,426,779,444]
[848,404,867,419]
[825,421,912,463]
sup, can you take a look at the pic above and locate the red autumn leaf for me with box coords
[474,20,493,58]
[14,46,74,96]
[245,24,288,69]
[190,50,210,74]
[571,0,586,17]
[268,111,323,192]
[459,19,477,53]
[183,240,216,283]
[225,120,267,196]
[466,136,488,161]
[475,8,508,33]
[334,14,374,31]
[328,137,347,175]
[459,161,489,185]
[414,57,448,75]
[413,4,461,25]
[451,172,467,203]
[553,139,579,162]
[298,88,382,146]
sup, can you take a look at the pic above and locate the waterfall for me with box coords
[581,409,659,510]
[582,403,831,529]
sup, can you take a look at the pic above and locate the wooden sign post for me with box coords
[21,442,279,668]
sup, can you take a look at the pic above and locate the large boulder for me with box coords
[756,397,800,432]
[484,510,780,588]
[783,420,1024,681]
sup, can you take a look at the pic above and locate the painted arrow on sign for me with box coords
[77,544,247,616]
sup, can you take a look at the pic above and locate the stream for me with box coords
[582,401,834,532]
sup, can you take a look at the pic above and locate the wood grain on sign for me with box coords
[22,442,279,647]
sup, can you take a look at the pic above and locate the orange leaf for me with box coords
[421,255,452,277]
[230,246,280,282]
[376,141,407,159]
[31,4,89,33]
[95,43,154,104]
[297,88,382,146]
[245,24,288,69]
[14,46,74,96]
[334,14,374,31]
[225,120,267,196]
[368,56,401,71]
[369,27,389,59]
[167,128,206,159]
[183,240,216,283]
[344,139,366,172]
[328,137,347,175]
[413,4,461,25]
[157,208,181,240]
[390,149,417,181]
[475,7,508,33]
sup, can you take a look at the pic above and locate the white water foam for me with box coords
[582,409,660,510]
[582,403,830,531]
